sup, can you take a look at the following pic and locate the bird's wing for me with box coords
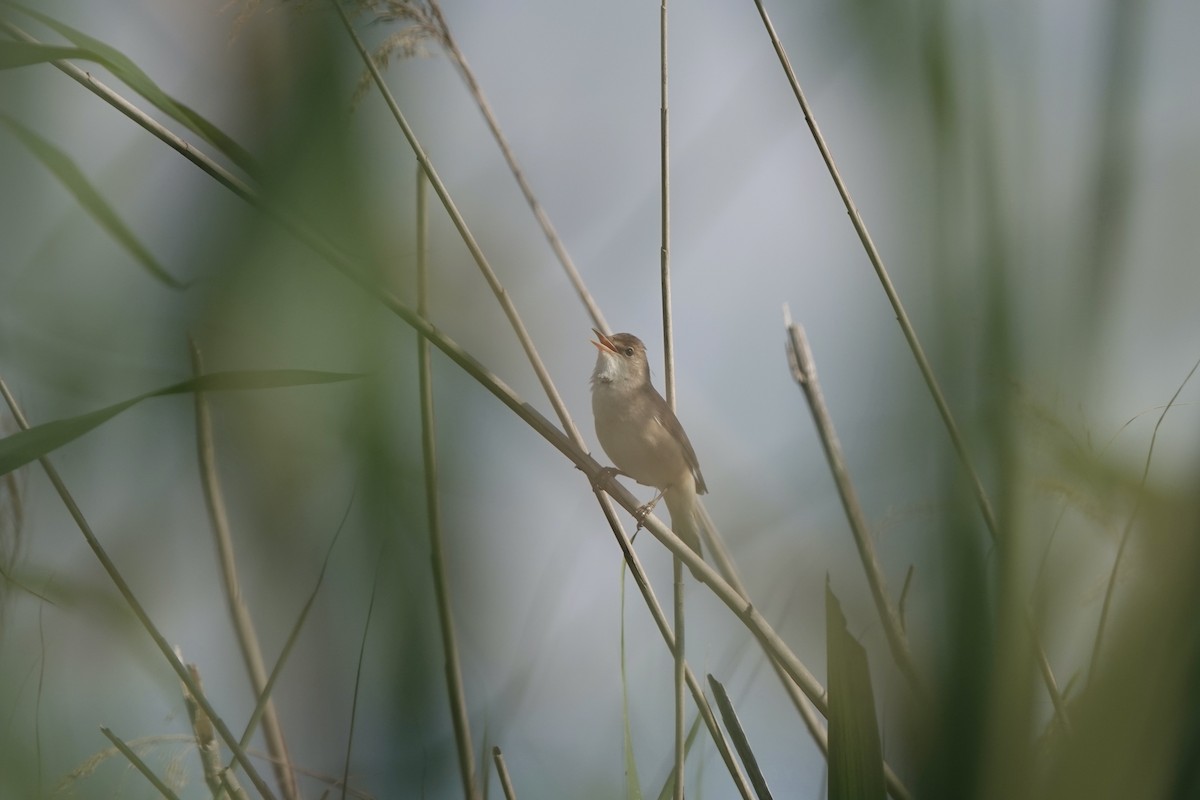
[655,404,708,495]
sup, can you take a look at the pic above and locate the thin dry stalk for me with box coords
[672,556,685,800]
[658,2,685,798]
[784,315,924,697]
[99,727,182,800]
[659,0,675,409]
[189,339,299,800]
[492,747,517,800]
[0,378,278,800]
[416,169,481,800]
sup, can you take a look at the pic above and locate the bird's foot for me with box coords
[591,466,623,493]
[633,491,666,530]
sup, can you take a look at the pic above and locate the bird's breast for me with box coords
[592,386,690,490]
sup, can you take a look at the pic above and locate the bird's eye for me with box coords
[624,347,634,356]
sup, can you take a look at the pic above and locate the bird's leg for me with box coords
[634,487,669,530]
[590,465,626,493]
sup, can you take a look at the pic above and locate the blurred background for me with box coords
[1,0,1198,797]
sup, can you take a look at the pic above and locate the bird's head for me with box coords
[590,329,651,388]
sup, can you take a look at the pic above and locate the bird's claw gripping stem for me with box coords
[591,465,623,493]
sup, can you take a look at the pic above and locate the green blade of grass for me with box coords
[826,579,885,800]
[0,369,364,476]
[2,4,257,174]
[0,40,86,68]
[0,114,187,289]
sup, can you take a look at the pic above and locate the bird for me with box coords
[589,329,707,564]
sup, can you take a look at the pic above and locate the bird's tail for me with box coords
[664,484,703,563]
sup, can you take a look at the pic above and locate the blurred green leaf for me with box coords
[0,115,187,289]
[0,370,365,475]
[0,40,87,68]
[826,580,885,800]
[4,4,257,174]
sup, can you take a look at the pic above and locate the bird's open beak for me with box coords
[591,328,618,353]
